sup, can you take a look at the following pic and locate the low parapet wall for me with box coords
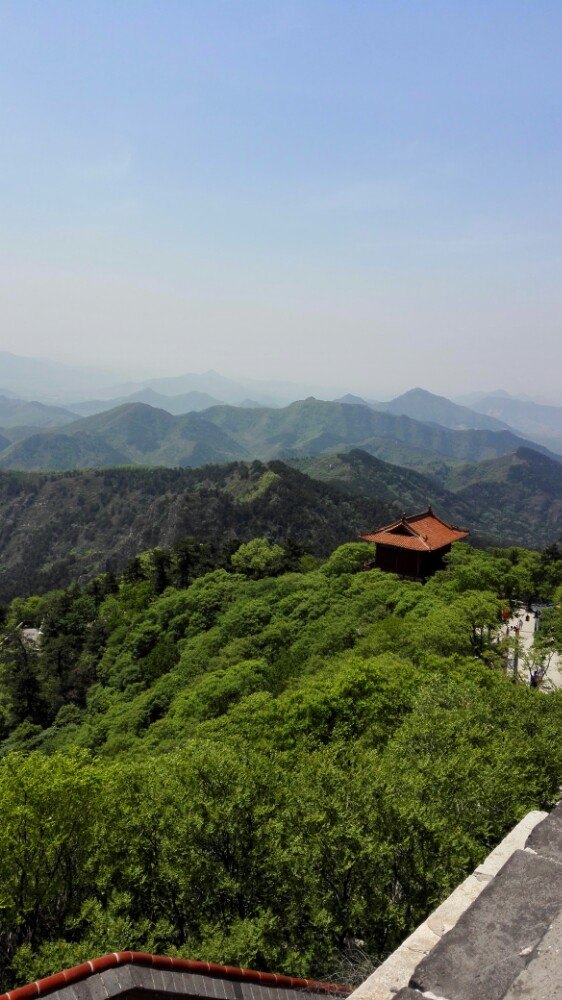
[351,804,562,1000]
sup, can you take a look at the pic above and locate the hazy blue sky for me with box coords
[0,1,560,398]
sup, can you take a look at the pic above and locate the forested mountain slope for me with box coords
[0,542,561,990]
[0,431,129,471]
[0,445,560,603]
[0,462,381,601]
[290,449,469,518]
[443,447,562,547]
[0,394,76,428]
[294,448,562,550]
[0,404,248,470]
[198,397,548,463]
[0,398,554,472]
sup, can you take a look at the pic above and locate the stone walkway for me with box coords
[504,605,562,691]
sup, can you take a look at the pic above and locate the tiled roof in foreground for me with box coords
[360,507,469,552]
[0,952,351,1000]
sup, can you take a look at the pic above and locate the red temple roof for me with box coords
[360,506,469,552]
[0,952,350,1000]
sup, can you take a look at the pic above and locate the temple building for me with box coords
[360,506,469,580]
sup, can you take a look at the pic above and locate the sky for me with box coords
[0,1,561,400]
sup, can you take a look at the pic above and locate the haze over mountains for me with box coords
[459,394,562,454]
[375,388,512,432]
[0,352,323,408]
[70,388,224,417]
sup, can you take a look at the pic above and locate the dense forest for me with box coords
[0,462,381,601]
[0,537,561,990]
[0,448,560,603]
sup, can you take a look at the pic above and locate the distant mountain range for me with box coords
[0,351,557,586]
[1,349,559,445]
[103,370,285,407]
[200,397,552,464]
[67,385,562,457]
[460,394,562,454]
[0,396,556,473]
[0,444,559,602]
[0,393,76,428]
[375,387,512,432]
[334,387,561,452]
[0,351,326,407]
[0,404,249,471]
[69,387,224,417]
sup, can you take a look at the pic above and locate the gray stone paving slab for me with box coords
[349,811,548,1000]
[525,800,562,864]
[388,991,422,999]
[503,909,562,999]
[409,849,562,1000]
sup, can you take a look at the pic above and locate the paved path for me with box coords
[504,605,562,691]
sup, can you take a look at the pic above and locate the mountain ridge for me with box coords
[379,386,513,432]
[0,443,559,602]
[0,397,557,473]
[69,387,223,417]
[295,446,562,551]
